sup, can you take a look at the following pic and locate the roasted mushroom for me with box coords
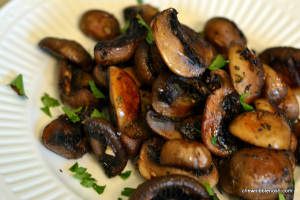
[94,14,146,66]
[228,147,294,200]
[206,69,234,91]
[151,72,211,118]
[228,41,264,104]
[139,89,151,116]
[39,37,94,71]
[84,117,128,177]
[124,4,159,25]
[134,42,156,87]
[152,8,207,78]
[150,41,168,75]
[122,116,153,139]
[278,85,299,121]
[138,137,219,187]
[229,110,291,150]
[42,115,90,159]
[93,64,109,89]
[203,17,247,54]
[129,175,213,200]
[108,66,141,131]
[120,133,142,159]
[259,47,300,94]
[123,67,144,88]
[80,10,119,41]
[202,87,240,157]
[58,60,103,109]
[177,115,202,140]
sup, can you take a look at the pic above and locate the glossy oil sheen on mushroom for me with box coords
[152,8,207,78]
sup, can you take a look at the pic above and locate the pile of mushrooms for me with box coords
[39,3,300,200]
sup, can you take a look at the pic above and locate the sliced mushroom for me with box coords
[43,115,90,159]
[203,17,247,54]
[260,64,288,102]
[139,90,151,116]
[120,133,142,159]
[259,47,300,94]
[229,110,291,150]
[84,117,128,177]
[123,66,144,88]
[150,41,168,75]
[160,139,212,170]
[134,42,156,87]
[39,37,94,71]
[108,66,141,131]
[80,10,119,41]
[177,115,202,140]
[146,110,184,140]
[129,175,212,200]
[94,14,146,66]
[124,4,159,25]
[228,147,293,200]
[206,69,234,91]
[138,137,219,187]
[228,41,264,104]
[151,72,211,118]
[219,158,238,196]
[93,64,108,89]
[58,60,103,109]
[122,116,153,139]
[182,24,214,66]
[202,87,240,157]
[290,132,298,153]
[253,98,277,113]
[152,8,207,77]
[278,86,299,121]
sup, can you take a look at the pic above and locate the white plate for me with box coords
[0,0,299,199]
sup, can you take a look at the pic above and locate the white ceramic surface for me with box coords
[0,0,299,199]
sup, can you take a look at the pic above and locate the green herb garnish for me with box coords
[74,107,83,113]
[117,95,123,106]
[91,108,107,119]
[40,93,60,117]
[198,31,204,38]
[40,106,51,117]
[89,80,105,99]
[118,198,122,200]
[211,136,217,145]
[235,74,244,83]
[93,184,106,194]
[119,171,132,180]
[137,14,154,44]
[278,193,286,200]
[199,182,214,196]
[194,128,201,135]
[137,0,143,5]
[119,20,130,34]
[121,188,135,197]
[240,91,254,112]
[62,106,80,123]
[69,162,78,172]
[8,74,28,98]
[208,54,229,70]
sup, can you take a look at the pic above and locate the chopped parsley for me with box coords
[117,95,123,106]
[137,14,154,44]
[91,108,107,119]
[69,162,106,195]
[235,74,244,83]
[74,107,83,113]
[199,182,214,196]
[121,188,135,197]
[198,31,204,38]
[211,136,217,145]
[240,91,254,112]
[119,170,132,180]
[40,93,60,117]
[278,193,286,200]
[208,54,229,70]
[62,107,80,123]
[8,74,28,98]
[119,20,130,34]
[194,128,201,135]
[89,80,105,99]
[137,0,143,5]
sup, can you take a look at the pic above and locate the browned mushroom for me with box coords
[42,114,90,159]
[278,85,299,121]
[122,116,153,139]
[150,41,168,75]
[206,69,234,91]
[259,47,300,94]
[123,67,144,88]
[94,14,146,66]
[151,71,211,118]
[124,4,159,25]
[203,17,247,54]
[219,158,238,196]
[177,115,202,140]
[228,147,293,199]
[108,66,141,131]
[129,175,212,200]
[93,64,109,89]
[120,133,142,159]
[139,89,151,116]
[58,60,104,109]
[160,139,212,170]
[134,42,156,87]
[138,137,219,187]
[228,41,264,104]
[39,37,94,71]
[152,8,207,78]
[202,87,240,157]
[84,117,127,177]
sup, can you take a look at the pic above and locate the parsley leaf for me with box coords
[91,109,107,119]
[198,31,204,38]
[213,197,218,200]
[73,172,92,179]
[117,95,123,106]
[40,106,51,117]
[8,74,28,98]
[211,136,217,145]
[240,91,254,112]
[194,128,201,134]
[41,93,60,107]
[89,80,105,99]
[69,162,78,172]
[93,184,106,194]
[81,179,95,188]
[118,198,122,200]
[235,74,244,83]
[137,14,154,44]
[119,170,132,180]
[74,107,83,113]
[137,0,143,5]
[199,182,214,196]
[119,20,130,34]
[208,54,229,70]
[75,167,87,174]
[62,107,80,123]
[121,188,135,197]
[278,193,286,200]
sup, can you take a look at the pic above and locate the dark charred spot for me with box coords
[101,50,107,59]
